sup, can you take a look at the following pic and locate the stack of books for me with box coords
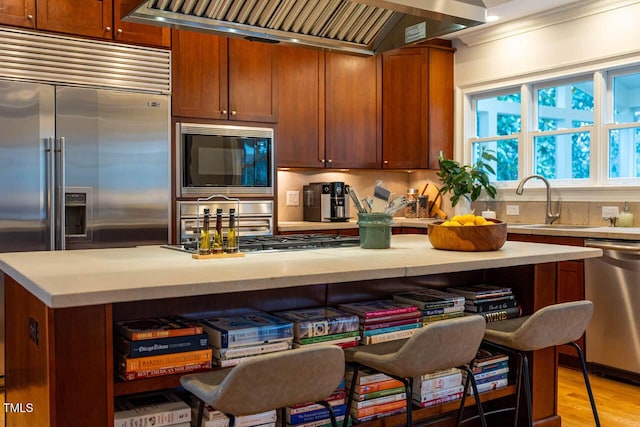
[465,348,510,394]
[188,402,277,427]
[392,288,466,324]
[197,310,294,368]
[346,367,407,423]
[282,378,348,427]
[446,284,522,322]
[412,368,464,408]
[114,390,191,427]
[114,316,212,381]
[272,307,360,349]
[337,300,422,345]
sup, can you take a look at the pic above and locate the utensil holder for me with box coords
[358,213,393,249]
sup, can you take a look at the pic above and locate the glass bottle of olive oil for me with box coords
[199,208,211,255]
[213,208,224,254]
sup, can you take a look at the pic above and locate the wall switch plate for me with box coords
[286,190,300,207]
[506,205,520,215]
[602,206,619,218]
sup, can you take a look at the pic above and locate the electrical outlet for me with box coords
[506,205,520,215]
[286,190,300,207]
[602,206,619,218]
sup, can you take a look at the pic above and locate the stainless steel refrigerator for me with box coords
[0,81,170,252]
[0,81,170,378]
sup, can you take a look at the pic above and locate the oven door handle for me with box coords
[585,241,640,252]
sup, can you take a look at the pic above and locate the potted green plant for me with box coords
[436,150,497,213]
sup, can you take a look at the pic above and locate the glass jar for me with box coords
[405,189,418,218]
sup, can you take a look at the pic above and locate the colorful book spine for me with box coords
[115,317,204,341]
[338,301,418,319]
[272,307,360,339]
[472,367,509,381]
[355,386,406,402]
[360,311,423,325]
[198,409,277,426]
[293,336,360,349]
[479,305,522,322]
[422,311,465,324]
[114,392,191,427]
[361,317,422,331]
[472,360,509,374]
[202,322,293,348]
[355,407,406,423]
[464,299,519,313]
[422,305,466,316]
[418,367,461,381]
[362,327,419,345]
[212,340,292,360]
[118,361,211,381]
[119,348,212,372]
[287,394,345,415]
[361,322,421,337]
[355,379,404,394]
[347,370,392,385]
[350,399,406,418]
[286,404,347,424]
[289,415,347,427]
[298,330,360,345]
[352,393,406,409]
[413,385,464,403]
[470,377,509,394]
[416,372,462,394]
[418,391,463,408]
[115,333,209,358]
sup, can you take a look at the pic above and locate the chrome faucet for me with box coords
[515,175,561,224]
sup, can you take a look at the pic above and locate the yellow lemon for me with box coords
[451,215,463,224]
[449,220,463,226]
[460,213,477,224]
[474,216,488,225]
[463,222,475,226]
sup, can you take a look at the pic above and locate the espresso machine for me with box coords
[303,182,350,222]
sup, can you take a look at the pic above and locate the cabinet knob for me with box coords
[27,14,33,20]
[327,159,333,163]
[320,159,325,163]
[117,29,123,34]
[231,110,237,116]
[105,26,111,32]
[383,160,389,164]
[221,110,227,115]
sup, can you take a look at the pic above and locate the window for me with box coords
[471,90,521,181]
[607,69,640,179]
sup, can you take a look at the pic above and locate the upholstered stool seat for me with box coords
[181,345,345,427]
[483,300,601,427]
[342,315,488,427]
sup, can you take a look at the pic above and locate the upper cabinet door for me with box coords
[275,45,325,168]
[171,30,228,120]
[36,0,113,39]
[227,38,278,123]
[382,47,429,169]
[382,44,454,170]
[325,52,381,169]
[113,0,171,47]
[0,0,36,28]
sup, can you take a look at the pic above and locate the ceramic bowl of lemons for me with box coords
[427,214,507,251]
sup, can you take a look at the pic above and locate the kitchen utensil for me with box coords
[384,196,409,216]
[347,186,367,214]
[372,184,391,212]
[420,183,447,219]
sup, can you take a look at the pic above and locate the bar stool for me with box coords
[342,315,488,427]
[483,300,600,427]
[181,345,345,427]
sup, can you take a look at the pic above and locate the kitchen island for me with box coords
[0,235,602,427]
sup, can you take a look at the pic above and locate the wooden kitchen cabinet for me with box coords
[0,0,35,28]
[382,43,454,169]
[0,0,170,47]
[172,30,277,122]
[325,52,382,169]
[276,45,325,168]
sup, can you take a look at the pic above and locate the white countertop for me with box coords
[0,235,602,309]
[506,224,640,240]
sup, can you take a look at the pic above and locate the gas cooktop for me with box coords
[164,233,360,254]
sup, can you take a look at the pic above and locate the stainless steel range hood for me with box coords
[124,0,487,55]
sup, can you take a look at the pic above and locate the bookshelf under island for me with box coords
[0,235,602,427]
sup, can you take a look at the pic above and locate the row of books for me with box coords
[346,367,407,423]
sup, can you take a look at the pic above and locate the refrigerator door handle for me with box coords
[46,137,56,250]
[56,137,66,250]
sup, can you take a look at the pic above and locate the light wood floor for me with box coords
[0,368,638,426]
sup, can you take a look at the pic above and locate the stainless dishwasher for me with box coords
[584,238,640,381]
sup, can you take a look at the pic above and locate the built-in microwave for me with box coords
[177,123,274,197]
